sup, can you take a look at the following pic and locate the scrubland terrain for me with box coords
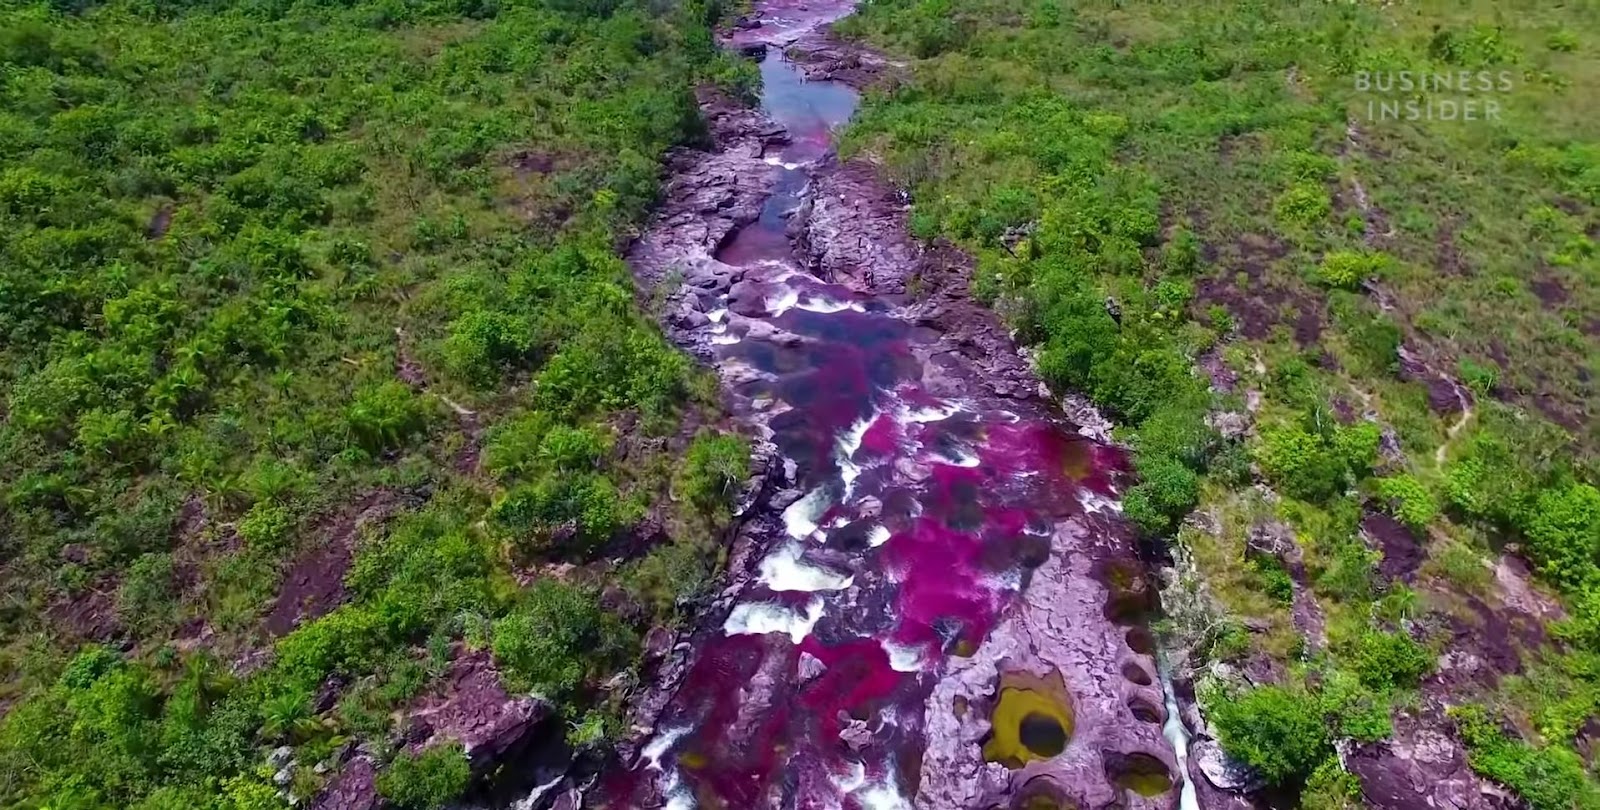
[837,0,1600,807]
[0,1,755,806]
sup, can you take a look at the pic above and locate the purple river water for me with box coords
[595,3,1190,808]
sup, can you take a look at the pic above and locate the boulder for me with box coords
[1192,738,1265,793]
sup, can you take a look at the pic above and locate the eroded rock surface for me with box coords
[311,756,378,810]
[917,520,1178,810]
[311,651,556,810]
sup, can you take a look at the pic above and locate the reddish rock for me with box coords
[311,756,379,810]
[1362,512,1423,584]
[47,580,121,642]
[1349,705,1517,810]
[265,490,410,637]
[404,650,551,766]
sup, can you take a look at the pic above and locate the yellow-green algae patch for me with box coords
[1106,752,1173,797]
[981,669,1075,769]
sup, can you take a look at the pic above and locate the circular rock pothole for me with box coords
[1096,559,1156,626]
[1018,711,1068,757]
[1104,751,1173,797]
[1014,776,1077,810]
[980,668,1075,769]
[1126,696,1164,724]
[1120,660,1154,686]
[1125,626,1156,655]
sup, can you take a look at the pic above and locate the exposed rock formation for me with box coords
[403,650,551,766]
[1348,702,1518,810]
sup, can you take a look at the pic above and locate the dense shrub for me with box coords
[1521,483,1600,589]
[1351,629,1433,690]
[348,381,433,453]
[1317,251,1386,289]
[236,502,296,551]
[1123,453,1200,537]
[1209,684,1331,787]
[443,310,534,387]
[490,580,635,698]
[376,744,471,810]
[1256,420,1379,502]
[1274,182,1331,227]
[1300,759,1364,810]
[1372,474,1439,532]
[676,430,750,518]
[117,553,177,634]
[492,472,629,555]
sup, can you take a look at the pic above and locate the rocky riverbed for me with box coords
[591,2,1190,808]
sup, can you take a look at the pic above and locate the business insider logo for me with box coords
[1355,70,1517,122]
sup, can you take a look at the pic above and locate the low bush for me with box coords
[676,430,750,519]
[1372,474,1438,532]
[376,744,471,810]
[1454,705,1600,810]
[1351,629,1433,690]
[1317,251,1387,289]
[492,472,629,556]
[1209,684,1331,787]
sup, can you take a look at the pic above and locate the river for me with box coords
[595,1,1196,807]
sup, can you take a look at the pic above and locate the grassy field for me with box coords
[0,1,755,806]
[838,0,1600,806]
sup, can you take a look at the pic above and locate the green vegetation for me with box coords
[1208,668,1399,790]
[1208,684,1333,787]
[677,430,753,521]
[1454,705,1600,810]
[376,744,471,810]
[839,0,1600,805]
[0,0,752,805]
[491,579,635,699]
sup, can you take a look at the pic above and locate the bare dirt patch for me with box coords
[1434,219,1467,276]
[146,203,174,240]
[1362,512,1423,584]
[1529,270,1569,308]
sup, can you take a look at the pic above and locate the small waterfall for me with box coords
[1158,654,1201,810]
